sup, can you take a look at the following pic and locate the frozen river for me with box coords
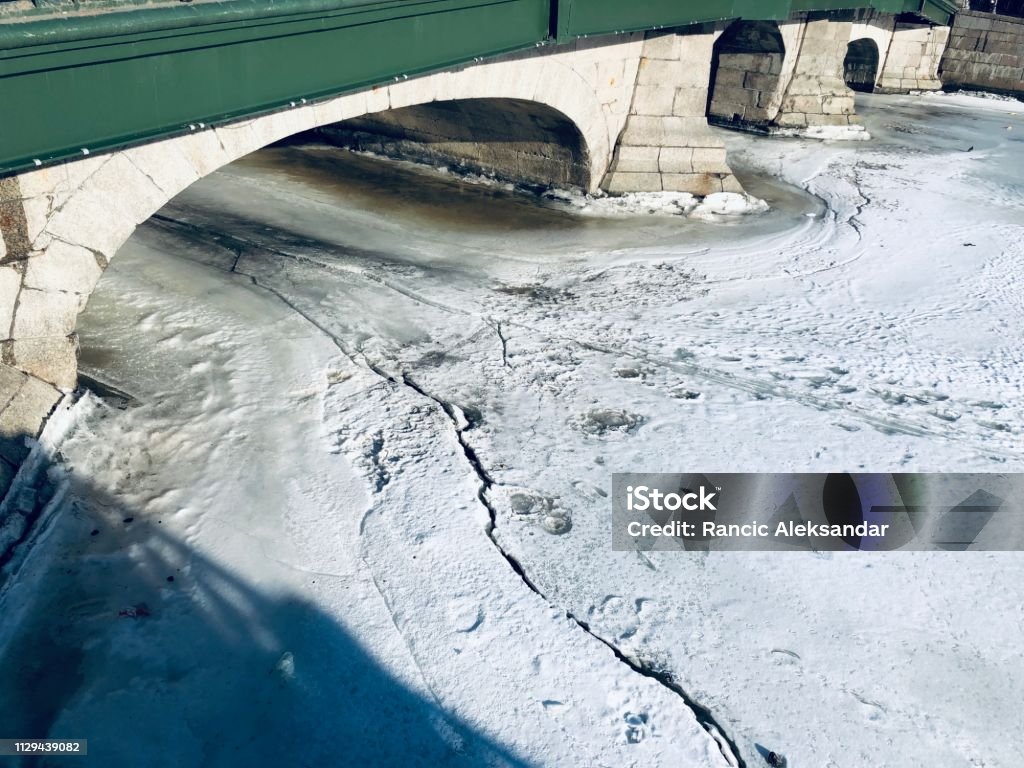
[1,91,1023,767]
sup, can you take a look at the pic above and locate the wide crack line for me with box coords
[400,370,746,768]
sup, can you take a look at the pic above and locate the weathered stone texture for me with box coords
[0,364,61,467]
[708,21,788,126]
[0,265,20,335]
[602,28,744,196]
[0,177,31,263]
[940,11,1024,95]
[876,22,950,92]
[776,17,859,128]
[4,337,79,392]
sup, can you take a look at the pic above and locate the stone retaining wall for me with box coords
[940,10,1024,94]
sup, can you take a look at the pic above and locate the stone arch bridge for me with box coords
[0,0,956,502]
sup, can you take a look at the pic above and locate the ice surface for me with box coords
[774,124,872,141]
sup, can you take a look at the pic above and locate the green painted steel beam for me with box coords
[0,0,550,175]
[0,0,959,176]
[553,0,789,39]
[916,0,957,25]
[556,0,957,37]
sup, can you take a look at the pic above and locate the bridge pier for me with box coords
[876,21,950,93]
[775,16,859,129]
[845,13,950,94]
[706,15,860,132]
[602,27,743,196]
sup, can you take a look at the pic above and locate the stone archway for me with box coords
[708,20,788,128]
[318,97,593,190]
[0,37,647,505]
[844,38,881,92]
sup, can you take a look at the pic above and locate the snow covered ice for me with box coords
[1,91,1023,767]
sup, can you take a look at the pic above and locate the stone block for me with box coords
[631,86,677,116]
[46,152,172,258]
[175,130,233,179]
[0,368,61,464]
[596,59,625,90]
[668,116,719,146]
[713,67,747,89]
[709,102,748,121]
[662,172,722,196]
[0,362,24,399]
[11,288,85,340]
[6,336,78,391]
[125,140,202,200]
[673,88,709,118]
[744,72,780,93]
[659,147,694,174]
[389,76,436,110]
[734,88,763,108]
[365,85,391,113]
[642,32,681,60]
[798,37,840,57]
[619,116,668,145]
[775,112,808,128]
[821,95,854,115]
[248,106,315,150]
[213,122,259,164]
[783,95,825,114]
[805,113,850,126]
[723,53,759,71]
[637,59,683,87]
[614,146,661,173]
[691,147,730,174]
[313,92,367,127]
[24,240,103,295]
[721,174,746,194]
[0,181,31,261]
[602,172,663,194]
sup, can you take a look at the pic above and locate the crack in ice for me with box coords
[398,371,747,768]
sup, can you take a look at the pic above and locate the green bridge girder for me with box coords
[0,0,958,176]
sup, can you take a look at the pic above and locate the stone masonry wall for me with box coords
[776,16,860,128]
[602,27,744,196]
[940,10,1024,94]
[708,22,788,127]
[1,177,65,508]
[877,21,950,92]
[709,50,786,125]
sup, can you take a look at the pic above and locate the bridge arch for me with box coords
[320,97,592,190]
[3,46,637,401]
[707,20,788,128]
[844,38,882,92]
